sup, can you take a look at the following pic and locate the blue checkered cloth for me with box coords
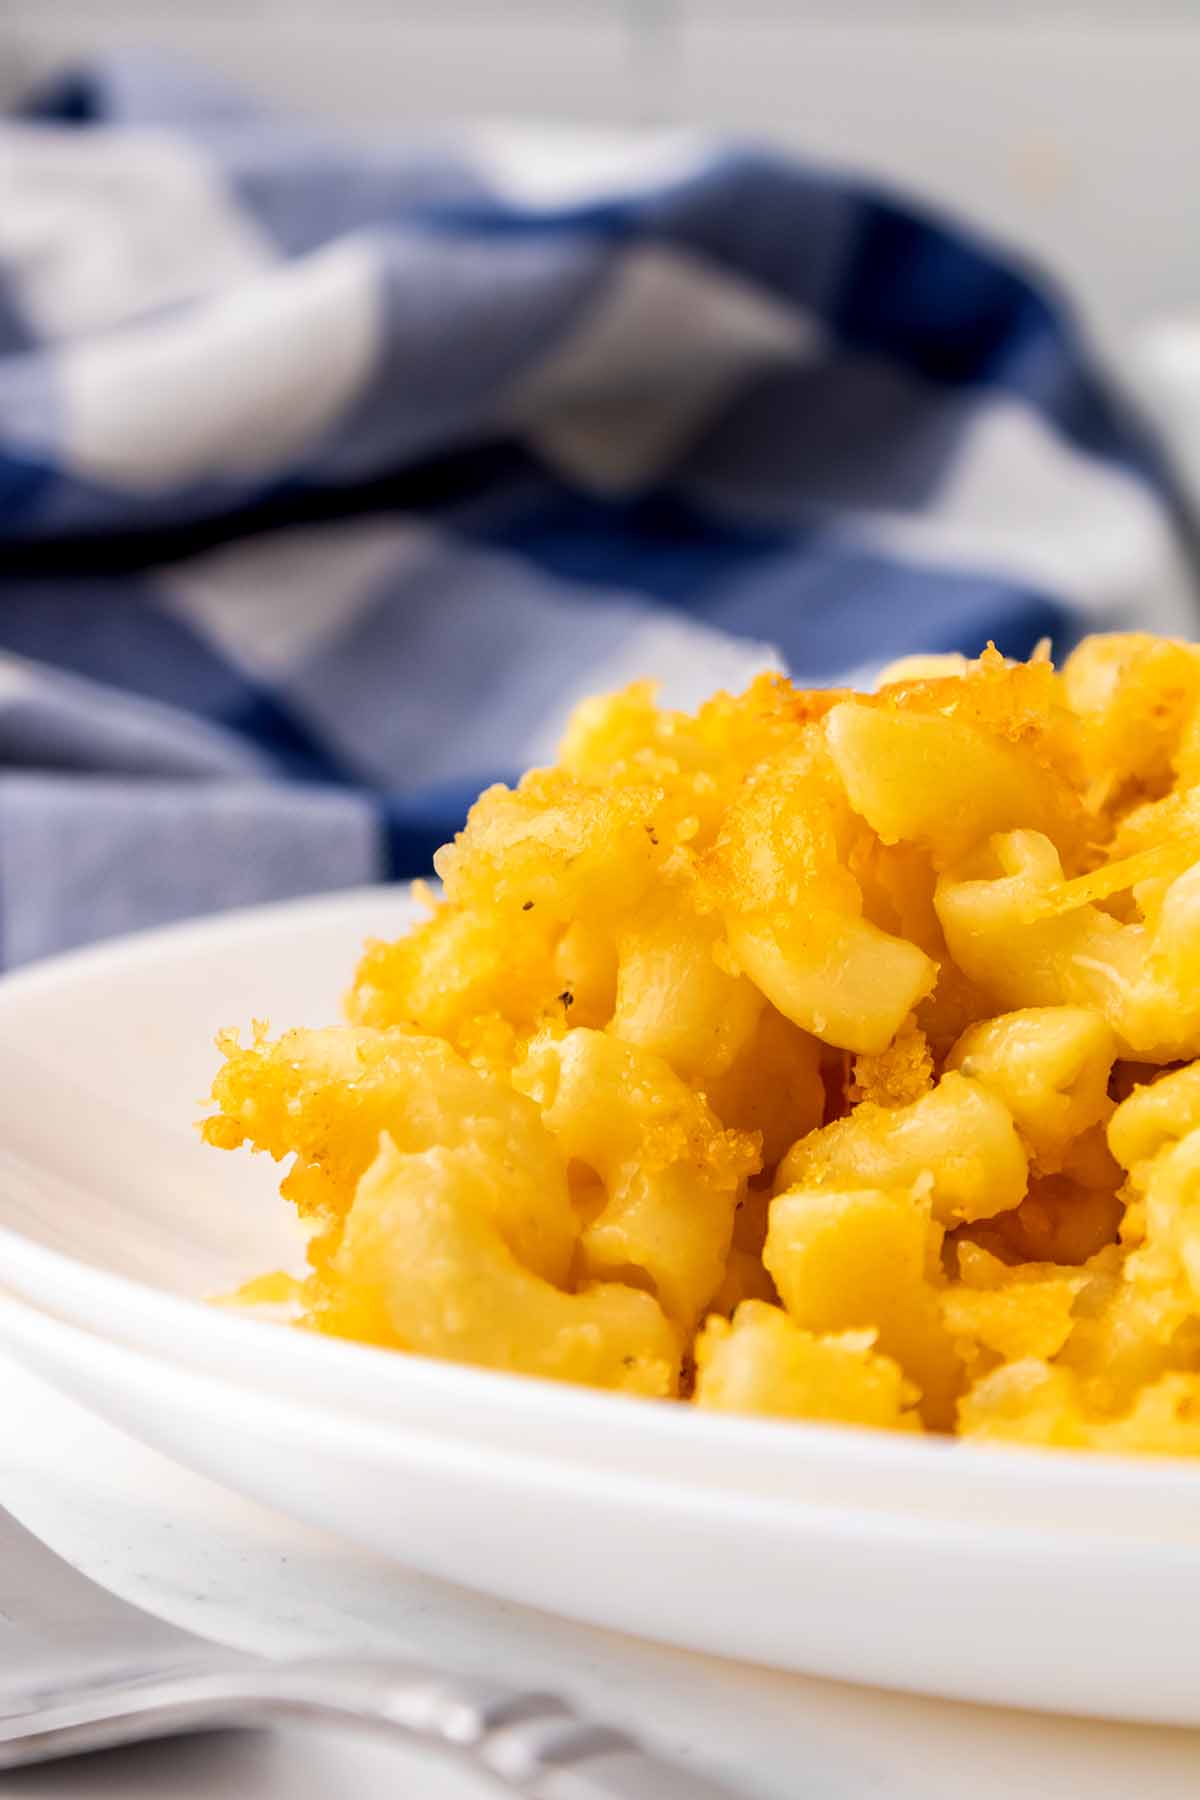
[0,51,1193,965]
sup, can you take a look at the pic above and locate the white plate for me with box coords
[2,889,1200,1720]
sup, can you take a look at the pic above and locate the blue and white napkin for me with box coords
[0,50,1192,963]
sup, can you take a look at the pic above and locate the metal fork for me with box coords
[0,1504,742,1796]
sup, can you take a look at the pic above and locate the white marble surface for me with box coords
[3,1353,1200,1800]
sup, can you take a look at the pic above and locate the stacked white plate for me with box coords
[1,888,1199,1723]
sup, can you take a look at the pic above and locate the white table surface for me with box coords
[3,1353,1200,1800]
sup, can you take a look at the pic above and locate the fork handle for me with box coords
[0,1653,742,1797]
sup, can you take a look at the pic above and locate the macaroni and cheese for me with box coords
[204,633,1200,1454]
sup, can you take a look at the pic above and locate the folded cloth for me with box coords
[0,50,1194,964]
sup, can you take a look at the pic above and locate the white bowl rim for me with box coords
[11,1279,1200,1574]
[3,883,1200,1507]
